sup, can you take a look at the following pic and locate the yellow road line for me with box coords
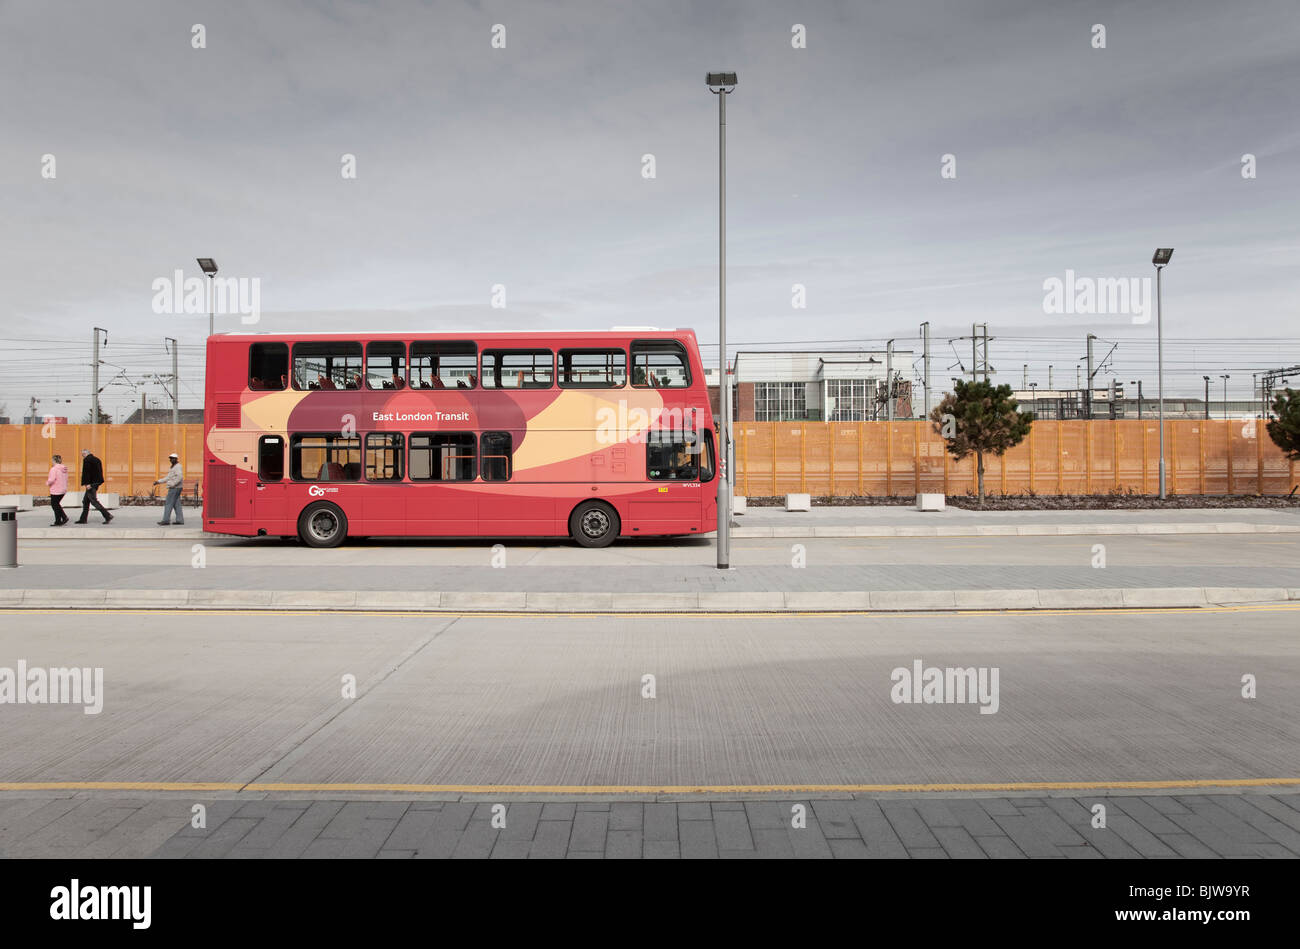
[2,778,1297,795]
[0,783,243,792]
[0,604,1296,619]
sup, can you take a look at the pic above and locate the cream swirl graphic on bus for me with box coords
[206,386,671,480]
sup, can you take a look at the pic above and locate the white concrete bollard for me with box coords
[0,495,34,511]
[732,496,747,515]
[63,491,120,510]
[785,493,811,512]
[916,493,946,512]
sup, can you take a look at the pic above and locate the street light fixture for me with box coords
[706,71,737,570]
[197,258,218,337]
[1220,374,1230,419]
[1203,375,1211,420]
[1152,248,1173,498]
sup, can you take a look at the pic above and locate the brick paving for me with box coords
[2,792,1298,859]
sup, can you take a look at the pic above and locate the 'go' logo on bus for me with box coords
[308,485,326,497]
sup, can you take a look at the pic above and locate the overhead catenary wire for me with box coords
[2,333,1297,419]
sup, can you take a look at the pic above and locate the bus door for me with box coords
[361,432,406,527]
[476,429,551,535]
[406,432,478,534]
[254,435,288,531]
[635,428,714,532]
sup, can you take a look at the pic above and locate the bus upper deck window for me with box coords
[482,350,553,389]
[365,342,407,391]
[292,342,362,391]
[410,341,477,389]
[249,343,289,390]
[559,349,627,388]
[631,341,690,388]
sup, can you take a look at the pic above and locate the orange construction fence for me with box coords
[1,424,205,497]
[732,419,1299,497]
[2,420,1295,498]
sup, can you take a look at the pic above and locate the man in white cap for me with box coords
[154,451,186,526]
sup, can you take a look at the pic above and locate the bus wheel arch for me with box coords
[298,501,348,548]
[569,500,620,548]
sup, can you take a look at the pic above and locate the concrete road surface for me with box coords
[3,605,1297,858]
[2,606,1295,787]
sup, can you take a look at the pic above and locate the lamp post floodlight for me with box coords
[197,258,218,337]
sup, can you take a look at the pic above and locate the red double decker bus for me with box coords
[202,329,717,547]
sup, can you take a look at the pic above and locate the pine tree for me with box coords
[1265,388,1300,461]
[929,380,1034,504]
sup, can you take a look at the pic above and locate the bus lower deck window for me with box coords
[409,433,476,481]
[480,432,513,481]
[365,433,404,481]
[291,434,361,481]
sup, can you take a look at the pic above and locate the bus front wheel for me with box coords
[298,501,348,549]
[570,501,620,548]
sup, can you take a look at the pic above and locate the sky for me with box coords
[1,0,1298,420]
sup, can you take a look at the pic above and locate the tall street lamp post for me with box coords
[1152,248,1173,498]
[707,71,737,570]
[197,258,219,337]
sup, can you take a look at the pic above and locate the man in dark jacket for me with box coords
[75,449,113,524]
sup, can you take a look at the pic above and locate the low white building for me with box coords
[706,350,916,421]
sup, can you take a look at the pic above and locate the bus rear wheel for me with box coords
[570,501,619,548]
[298,501,348,549]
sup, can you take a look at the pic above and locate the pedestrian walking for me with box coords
[46,454,70,526]
[75,449,113,524]
[154,452,185,526]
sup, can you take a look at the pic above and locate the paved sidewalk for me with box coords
[4,585,1297,611]
[740,506,1300,526]
[3,791,1298,858]
[14,503,1300,539]
[4,527,1298,610]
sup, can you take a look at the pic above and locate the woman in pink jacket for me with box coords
[47,454,70,526]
